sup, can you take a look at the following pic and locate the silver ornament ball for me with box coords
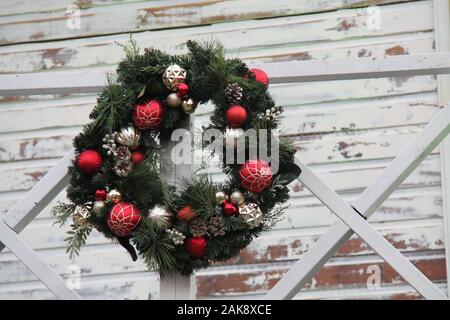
[116,125,141,149]
[93,201,106,215]
[106,189,122,204]
[215,191,228,205]
[181,98,195,113]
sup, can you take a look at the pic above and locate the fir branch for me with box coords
[65,224,92,260]
[51,202,76,226]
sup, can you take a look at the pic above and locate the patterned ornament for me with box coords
[162,64,187,91]
[226,105,247,128]
[95,189,107,201]
[147,205,173,229]
[166,93,182,108]
[223,201,238,216]
[250,68,269,87]
[166,229,186,245]
[257,106,284,121]
[230,190,245,205]
[93,201,106,215]
[239,203,263,228]
[181,98,195,113]
[239,159,273,193]
[106,189,122,204]
[116,125,141,149]
[107,202,141,237]
[76,150,102,175]
[177,83,189,96]
[225,83,243,105]
[215,191,228,205]
[131,151,145,165]
[186,236,207,258]
[73,205,92,227]
[223,127,244,147]
[102,132,118,157]
[177,206,197,222]
[133,99,164,130]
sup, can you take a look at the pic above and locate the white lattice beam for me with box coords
[266,103,450,300]
[1,53,450,96]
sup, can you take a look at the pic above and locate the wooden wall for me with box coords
[0,0,447,299]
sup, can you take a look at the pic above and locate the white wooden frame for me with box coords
[2,53,450,300]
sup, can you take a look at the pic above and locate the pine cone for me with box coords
[225,83,243,105]
[208,215,225,237]
[189,219,209,237]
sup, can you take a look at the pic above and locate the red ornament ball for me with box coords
[131,151,145,165]
[177,206,197,223]
[226,105,247,128]
[239,159,273,193]
[177,83,189,96]
[76,150,102,175]
[95,189,107,201]
[250,68,269,87]
[223,201,238,216]
[107,202,142,237]
[133,99,164,130]
[186,236,207,258]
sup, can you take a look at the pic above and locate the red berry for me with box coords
[95,189,107,201]
[223,201,238,216]
[177,83,189,96]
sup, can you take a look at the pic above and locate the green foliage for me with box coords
[53,38,300,275]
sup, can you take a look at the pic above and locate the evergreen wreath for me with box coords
[52,39,301,276]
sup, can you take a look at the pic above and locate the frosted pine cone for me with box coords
[225,83,243,105]
[189,219,209,237]
[208,215,225,237]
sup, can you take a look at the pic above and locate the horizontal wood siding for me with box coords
[0,0,446,299]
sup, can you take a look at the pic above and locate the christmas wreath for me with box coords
[52,39,301,275]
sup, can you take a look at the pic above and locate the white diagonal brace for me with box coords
[0,148,75,252]
[290,159,446,299]
[267,103,450,300]
[0,219,81,300]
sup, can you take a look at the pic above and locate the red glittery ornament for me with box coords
[76,150,102,175]
[95,189,107,201]
[107,202,141,237]
[132,99,164,130]
[226,105,247,128]
[250,68,269,87]
[223,201,238,216]
[186,236,207,257]
[177,83,189,96]
[177,206,197,223]
[239,159,273,193]
[131,151,145,165]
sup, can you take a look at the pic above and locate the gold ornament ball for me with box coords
[106,189,122,204]
[116,125,141,149]
[166,93,182,108]
[215,191,228,205]
[230,190,245,205]
[93,201,106,215]
[148,205,173,229]
[182,98,195,113]
[162,64,187,91]
[239,203,263,228]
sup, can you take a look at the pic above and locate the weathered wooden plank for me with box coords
[0,0,420,45]
[197,254,446,297]
[0,1,433,73]
[0,229,444,287]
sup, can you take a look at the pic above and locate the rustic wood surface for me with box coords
[0,0,446,299]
